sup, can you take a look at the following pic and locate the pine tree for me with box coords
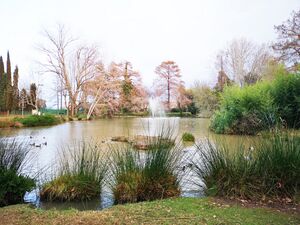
[12,66,19,110]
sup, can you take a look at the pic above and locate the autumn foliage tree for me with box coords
[154,61,182,110]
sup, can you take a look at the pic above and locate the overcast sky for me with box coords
[0,0,299,106]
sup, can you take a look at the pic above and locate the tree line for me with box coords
[0,52,19,113]
[0,52,45,114]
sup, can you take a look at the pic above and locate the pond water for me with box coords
[0,117,256,210]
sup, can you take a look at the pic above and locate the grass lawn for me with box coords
[0,197,299,225]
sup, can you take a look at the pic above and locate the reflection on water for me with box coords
[0,117,257,210]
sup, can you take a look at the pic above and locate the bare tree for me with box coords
[272,10,300,68]
[38,25,99,117]
[216,38,271,86]
[154,61,182,110]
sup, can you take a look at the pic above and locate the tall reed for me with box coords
[40,140,107,201]
[109,130,183,204]
[192,131,300,200]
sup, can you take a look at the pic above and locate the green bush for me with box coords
[15,114,61,127]
[109,133,182,204]
[270,73,300,128]
[0,139,35,206]
[0,169,35,206]
[40,141,107,202]
[192,132,300,200]
[210,73,300,134]
[182,132,195,142]
[210,82,276,134]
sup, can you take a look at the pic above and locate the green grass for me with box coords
[0,197,299,225]
[14,114,61,127]
[192,131,300,200]
[40,141,107,201]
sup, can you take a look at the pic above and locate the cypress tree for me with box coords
[5,51,13,112]
[0,56,4,111]
[12,66,19,110]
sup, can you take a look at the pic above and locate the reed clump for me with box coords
[192,131,300,201]
[109,132,182,204]
[40,141,107,202]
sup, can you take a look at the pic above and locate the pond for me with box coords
[0,117,256,210]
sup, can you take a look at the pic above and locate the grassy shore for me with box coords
[0,197,299,225]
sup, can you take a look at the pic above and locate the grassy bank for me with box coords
[0,197,299,225]
[0,114,63,128]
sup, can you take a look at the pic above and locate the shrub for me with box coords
[210,73,300,134]
[210,82,276,134]
[192,132,300,201]
[0,139,35,206]
[109,133,182,204]
[182,132,195,142]
[270,73,300,128]
[15,114,61,127]
[40,141,107,202]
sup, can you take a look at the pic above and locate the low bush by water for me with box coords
[0,139,35,206]
[192,131,300,201]
[40,141,107,202]
[15,114,61,127]
[210,72,300,134]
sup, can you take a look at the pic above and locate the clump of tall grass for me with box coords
[0,139,35,206]
[40,141,107,202]
[109,130,183,204]
[192,131,300,201]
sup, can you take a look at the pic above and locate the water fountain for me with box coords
[148,97,166,117]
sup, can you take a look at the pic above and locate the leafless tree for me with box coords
[216,38,271,86]
[38,24,99,117]
[272,10,300,68]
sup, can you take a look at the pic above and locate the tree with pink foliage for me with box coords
[154,61,182,110]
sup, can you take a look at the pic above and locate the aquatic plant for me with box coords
[40,141,107,201]
[109,131,183,204]
[192,131,300,200]
[182,132,195,142]
[0,139,35,206]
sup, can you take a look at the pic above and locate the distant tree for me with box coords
[0,56,4,110]
[85,62,122,119]
[176,84,192,113]
[154,61,182,110]
[38,24,99,117]
[216,38,271,87]
[191,82,220,117]
[12,66,19,110]
[272,10,300,68]
[5,51,13,112]
[119,61,147,113]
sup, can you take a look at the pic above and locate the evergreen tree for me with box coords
[12,66,19,110]
[5,52,13,112]
[0,56,4,110]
